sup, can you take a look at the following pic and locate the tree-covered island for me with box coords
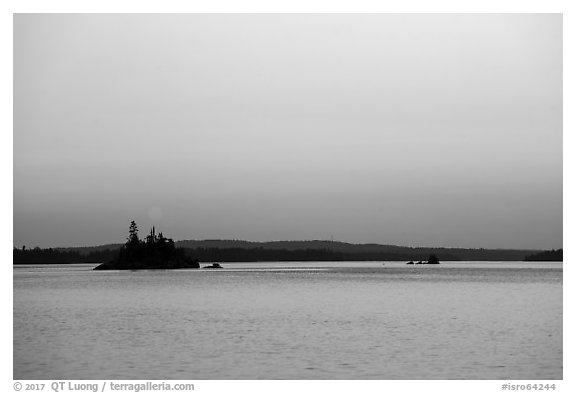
[93,221,200,270]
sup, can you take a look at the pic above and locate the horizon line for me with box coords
[13,238,560,252]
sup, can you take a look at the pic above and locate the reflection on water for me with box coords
[14,262,562,379]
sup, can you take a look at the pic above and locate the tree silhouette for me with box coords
[128,220,139,244]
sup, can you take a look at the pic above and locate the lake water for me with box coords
[13,261,562,380]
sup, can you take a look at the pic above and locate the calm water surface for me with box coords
[13,261,562,379]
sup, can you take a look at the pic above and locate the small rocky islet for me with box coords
[406,254,440,265]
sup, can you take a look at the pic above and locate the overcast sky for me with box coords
[13,14,562,249]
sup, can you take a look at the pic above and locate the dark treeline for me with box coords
[13,247,119,264]
[13,245,461,264]
[39,240,542,261]
[184,247,461,262]
[18,244,563,264]
[16,236,557,264]
[524,249,563,261]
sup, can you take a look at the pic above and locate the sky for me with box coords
[13,13,562,249]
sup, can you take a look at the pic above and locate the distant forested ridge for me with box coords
[175,240,538,261]
[180,247,460,262]
[523,249,563,261]
[14,239,545,264]
[13,247,119,264]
